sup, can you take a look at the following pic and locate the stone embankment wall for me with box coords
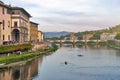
[32,42,48,51]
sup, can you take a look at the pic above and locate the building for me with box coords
[11,7,31,43]
[38,30,44,42]
[70,32,75,40]
[83,34,93,40]
[0,1,44,45]
[0,1,31,44]
[64,36,70,40]
[0,1,12,45]
[30,22,38,43]
[100,33,116,41]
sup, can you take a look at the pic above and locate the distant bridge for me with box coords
[49,40,107,46]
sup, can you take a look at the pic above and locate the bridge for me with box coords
[49,39,107,46]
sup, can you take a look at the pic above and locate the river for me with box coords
[0,46,120,80]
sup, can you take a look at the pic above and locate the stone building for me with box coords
[0,1,12,45]
[0,1,43,45]
[70,32,75,40]
[30,22,38,43]
[38,30,44,42]
[11,7,31,43]
[100,33,116,41]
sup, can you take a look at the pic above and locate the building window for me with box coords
[2,20,5,30]
[14,21,18,27]
[8,21,10,27]
[3,35,5,40]
[12,11,15,14]
[8,35,10,40]
[2,8,5,14]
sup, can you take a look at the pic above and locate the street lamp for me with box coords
[0,22,2,45]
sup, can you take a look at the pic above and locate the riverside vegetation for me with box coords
[0,44,32,54]
[108,40,120,49]
[0,43,58,65]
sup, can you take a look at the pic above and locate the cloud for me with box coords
[3,0,120,32]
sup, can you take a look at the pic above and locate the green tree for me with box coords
[115,33,120,40]
[60,36,64,40]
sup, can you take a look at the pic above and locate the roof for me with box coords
[0,1,31,17]
[12,7,31,17]
[0,1,11,9]
[30,21,39,25]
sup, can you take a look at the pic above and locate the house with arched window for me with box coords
[0,1,43,45]
[11,7,31,43]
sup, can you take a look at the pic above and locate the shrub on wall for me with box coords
[0,44,32,54]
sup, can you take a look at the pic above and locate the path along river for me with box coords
[0,46,120,80]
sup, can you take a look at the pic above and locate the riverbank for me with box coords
[108,44,120,49]
[107,40,120,49]
[0,43,58,68]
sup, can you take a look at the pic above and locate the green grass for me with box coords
[0,44,58,64]
[0,53,36,64]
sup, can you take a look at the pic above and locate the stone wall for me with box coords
[32,42,47,51]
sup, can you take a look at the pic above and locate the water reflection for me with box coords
[12,68,20,80]
[0,46,120,80]
[116,50,120,57]
[0,56,43,80]
[59,44,107,49]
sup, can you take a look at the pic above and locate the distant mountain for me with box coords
[44,31,70,38]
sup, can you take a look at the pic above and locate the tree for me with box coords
[60,36,64,40]
[115,33,120,40]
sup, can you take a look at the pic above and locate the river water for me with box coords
[0,46,120,80]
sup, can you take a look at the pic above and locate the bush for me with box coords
[51,43,58,51]
[0,44,32,54]
[115,33,120,40]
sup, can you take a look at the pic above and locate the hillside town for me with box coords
[0,1,44,45]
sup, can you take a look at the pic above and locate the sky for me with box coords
[2,0,120,32]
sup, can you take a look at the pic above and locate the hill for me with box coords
[44,31,70,38]
[48,24,120,40]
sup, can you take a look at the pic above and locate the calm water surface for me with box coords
[33,46,120,80]
[0,46,120,80]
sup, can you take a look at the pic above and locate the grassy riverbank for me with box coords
[0,43,58,64]
[107,40,120,49]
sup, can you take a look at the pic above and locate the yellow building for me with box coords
[38,30,44,42]
[30,22,38,43]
